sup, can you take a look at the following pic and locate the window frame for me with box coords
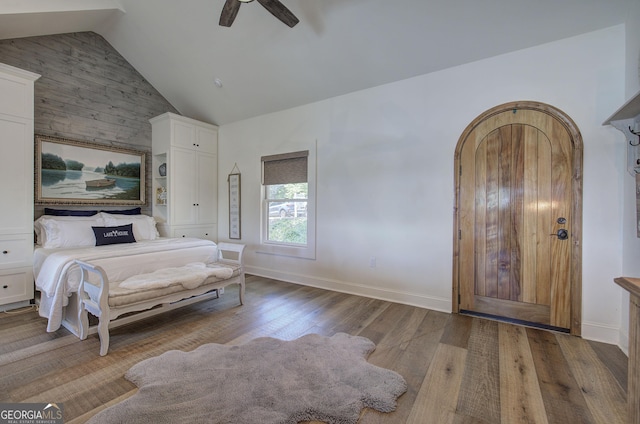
[258,144,316,260]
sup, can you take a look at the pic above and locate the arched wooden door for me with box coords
[453,101,583,335]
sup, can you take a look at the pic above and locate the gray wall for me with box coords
[0,31,179,215]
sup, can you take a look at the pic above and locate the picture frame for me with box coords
[228,173,241,239]
[35,134,146,205]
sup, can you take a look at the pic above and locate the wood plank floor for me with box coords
[0,275,629,423]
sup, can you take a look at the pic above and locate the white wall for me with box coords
[618,0,640,353]
[218,25,627,344]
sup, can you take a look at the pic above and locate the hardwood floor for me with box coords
[0,275,629,423]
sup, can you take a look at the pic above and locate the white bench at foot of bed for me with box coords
[75,242,245,356]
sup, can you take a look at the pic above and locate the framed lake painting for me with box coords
[35,135,146,205]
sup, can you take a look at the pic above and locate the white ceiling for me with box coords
[0,0,631,126]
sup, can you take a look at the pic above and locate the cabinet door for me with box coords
[0,235,32,268]
[170,225,217,241]
[196,153,217,225]
[170,148,197,225]
[0,116,32,234]
[172,120,197,150]
[0,267,34,306]
[196,126,218,154]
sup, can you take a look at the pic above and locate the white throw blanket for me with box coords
[34,238,219,332]
[119,262,233,290]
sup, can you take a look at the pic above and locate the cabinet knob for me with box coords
[2,285,7,289]
[2,250,7,254]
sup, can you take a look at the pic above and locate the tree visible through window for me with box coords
[265,183,307,244]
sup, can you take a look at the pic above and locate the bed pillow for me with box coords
[100,213,159,241]
[100,207,141,215]
[44,208,98,216]
[92,224,136,246]
[34,215,106,248]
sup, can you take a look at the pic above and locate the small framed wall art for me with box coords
[228,170,241,239]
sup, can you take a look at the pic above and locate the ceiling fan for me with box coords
[219,0,299,28]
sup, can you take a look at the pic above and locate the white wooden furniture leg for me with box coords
[76,260,111,356]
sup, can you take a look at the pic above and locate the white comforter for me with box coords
[34,238,219,332]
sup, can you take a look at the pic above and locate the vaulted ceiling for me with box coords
[0,0,631,126]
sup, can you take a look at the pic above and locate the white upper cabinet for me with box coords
[150,112,218,241]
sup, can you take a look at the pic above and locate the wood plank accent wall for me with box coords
[0,31,179,215]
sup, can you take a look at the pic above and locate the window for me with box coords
[260,148,315,259]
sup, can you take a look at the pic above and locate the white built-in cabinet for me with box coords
[0,63,40,311]
[150,112,218,241]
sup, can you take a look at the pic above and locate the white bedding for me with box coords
[34,237,219,332]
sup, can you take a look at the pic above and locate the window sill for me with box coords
[256,242,316,260]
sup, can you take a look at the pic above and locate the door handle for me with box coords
[550,229,568,240]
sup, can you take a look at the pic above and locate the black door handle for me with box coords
[551,229,568,240]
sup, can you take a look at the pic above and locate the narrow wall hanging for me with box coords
[228,164,241,239]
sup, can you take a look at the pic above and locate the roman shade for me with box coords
[261,150,308,185]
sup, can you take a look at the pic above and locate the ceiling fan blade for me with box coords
[219,0,241,27]
[256,0,299,28]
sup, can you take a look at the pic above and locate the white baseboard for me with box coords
[582,320,628,353]
[244,266,452,313]
[0,299,32,313]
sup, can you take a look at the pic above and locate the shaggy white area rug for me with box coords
[88,333,407,424]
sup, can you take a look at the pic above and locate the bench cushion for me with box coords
[104,262,242,307]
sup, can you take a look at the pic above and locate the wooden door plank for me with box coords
[522,125,539,304]
[549,118,573,329]
[485,129,501,299]
[536,133,552,306]
[475,140,488,297]
[498,323,549,423]
[510,124,524,302]
[459,127,478,310]
[473,295,550,325]
[497,126,512,300]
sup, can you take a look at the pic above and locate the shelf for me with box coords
[604,88,640,124]
[603,89,640,175]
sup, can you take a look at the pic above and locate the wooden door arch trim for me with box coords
[452,101,583,335]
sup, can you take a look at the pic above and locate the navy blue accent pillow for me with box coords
[100,207,141,215]
[92,224,136,246]
[45,208,98,216]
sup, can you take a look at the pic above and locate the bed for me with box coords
[33,211,242,340]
